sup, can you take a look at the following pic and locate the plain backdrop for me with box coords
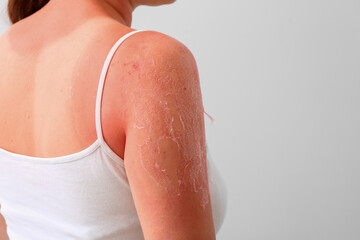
[1,0,360,239]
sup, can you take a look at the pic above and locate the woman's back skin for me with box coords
[0,0,216,239]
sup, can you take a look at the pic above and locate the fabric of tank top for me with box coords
[0,29,227,240]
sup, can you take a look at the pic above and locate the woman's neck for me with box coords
[38,0,134,27]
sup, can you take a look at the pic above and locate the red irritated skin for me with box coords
[120,31,216,240]
[0,205,9,240]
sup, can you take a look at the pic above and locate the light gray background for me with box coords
[1,0,360,239]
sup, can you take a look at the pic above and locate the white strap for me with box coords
[95,29,148,141]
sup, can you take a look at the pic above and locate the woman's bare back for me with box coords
[0,16,134,159]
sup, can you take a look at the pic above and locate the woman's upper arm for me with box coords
[0,205,9,240]
[122,32,216,240]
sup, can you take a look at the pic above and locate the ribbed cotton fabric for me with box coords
[0,29,226,240]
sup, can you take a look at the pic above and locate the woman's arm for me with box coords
[121,31,216,240]
[0,205,9,240]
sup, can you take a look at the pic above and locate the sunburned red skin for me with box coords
[125,47,210,209]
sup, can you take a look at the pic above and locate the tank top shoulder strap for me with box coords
[95,29,148,142]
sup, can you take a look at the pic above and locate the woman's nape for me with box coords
[42,0,176,27]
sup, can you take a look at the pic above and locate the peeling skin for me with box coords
[204,110,215,124]
[128,51,210,209]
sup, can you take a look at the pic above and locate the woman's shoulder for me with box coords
[114,27,194,62]
[108,25,199,93]
[116,28,198,87]
[107,24,201,124]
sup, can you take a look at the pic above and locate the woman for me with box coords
[0,0,226,239]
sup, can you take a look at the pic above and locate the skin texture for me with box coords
[0,0,215,239]
[122,32,215,239]
[0,206,9,240]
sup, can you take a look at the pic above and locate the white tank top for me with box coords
[0,29,227,240]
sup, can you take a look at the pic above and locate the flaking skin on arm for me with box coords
[122,31,216,240]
